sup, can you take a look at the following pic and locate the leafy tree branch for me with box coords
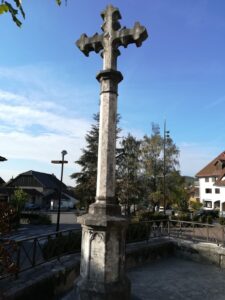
[0,0,65,27]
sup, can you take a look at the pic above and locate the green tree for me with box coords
[10,187,28,215]
[140,123,180,211]
[0,0,64,27]
[117,134,141,215]
[71,113,121,211]
[71,114,99,211]
[166,171,189,211]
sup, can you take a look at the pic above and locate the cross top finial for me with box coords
[101,5,121,32]
[76,5,148,70]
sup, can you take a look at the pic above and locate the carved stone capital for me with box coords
[88,202,121,217]
[96,69,123,83]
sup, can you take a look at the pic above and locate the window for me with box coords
[205,178,209,182]
[215,188,220,194]
[203,201,212,208]
[212,177,216,183]
[205,188,212,194]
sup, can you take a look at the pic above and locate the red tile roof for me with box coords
[196,151,225,179]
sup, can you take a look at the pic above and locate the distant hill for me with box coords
[182,176,195,186]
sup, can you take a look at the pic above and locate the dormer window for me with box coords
[215,160,225,170]
[215,160,222,170]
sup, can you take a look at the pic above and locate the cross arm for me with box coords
[76,33,104,57]
[114,22,148,48]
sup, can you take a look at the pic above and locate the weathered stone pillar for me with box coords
[75,5,148,300]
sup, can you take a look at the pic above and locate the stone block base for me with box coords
[76,276,131,300]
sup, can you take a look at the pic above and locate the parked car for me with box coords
[194,209,219,219]
[24,203,41,211]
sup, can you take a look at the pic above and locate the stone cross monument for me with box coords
[76,5,148,300]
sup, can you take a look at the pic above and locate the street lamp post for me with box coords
[51,150,68,232]
[163,121,170,215]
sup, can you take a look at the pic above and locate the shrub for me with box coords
[138,211,154,221]
[43,231,81,260]
[192,215,200,222]
[219,217,225,225]
[170,216,178,227]
[37,214,52,225]
[171,213,191,227]
[20,213,52,225]
[139,211,168,222]
[200,215,213,224]
[0,203,18,276]
[126,222,150,243]
[206,215,213,224]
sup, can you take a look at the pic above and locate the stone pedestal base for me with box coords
[76,276,131,300]
[76,208,130,300]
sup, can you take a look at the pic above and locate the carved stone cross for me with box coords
[75,5,148,300]
[76,4,148,71]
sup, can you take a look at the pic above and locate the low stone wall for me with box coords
[0,254,80,300]
[173,238,225,268]
[2,237,225,300]
[126,238,174,268]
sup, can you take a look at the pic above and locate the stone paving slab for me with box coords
[62,257,225,300]
[129,257,225,300]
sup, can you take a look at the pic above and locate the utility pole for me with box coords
[163,120,169,215]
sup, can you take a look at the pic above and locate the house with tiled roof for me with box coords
[0,170,78,209]
[196,151,225,212]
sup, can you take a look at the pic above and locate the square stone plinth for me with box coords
[76,212,130,300]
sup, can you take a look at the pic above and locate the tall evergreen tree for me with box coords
[71,114,99,210]
[116,134,141,215]
[71,113,121,210]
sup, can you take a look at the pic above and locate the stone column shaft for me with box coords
[96,70,122,204]
[96,89,116,201]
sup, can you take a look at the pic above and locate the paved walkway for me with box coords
[62,257,225,300]
[129,257,225,300]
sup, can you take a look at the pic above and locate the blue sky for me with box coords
[0,0,225,185]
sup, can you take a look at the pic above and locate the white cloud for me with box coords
[0,64,97,110]
[0,102,89,136]
[0,86,92,185]
[0,63,100,186]
[0,90,26,102]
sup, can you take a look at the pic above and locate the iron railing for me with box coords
[127,220,225,246]
[0,228,81,280]
[1,220,225,280]
[168,220,225,245]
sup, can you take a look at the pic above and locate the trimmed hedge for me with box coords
[126,222,150,243]
[42,231,81,260]
[20,213,52,225]
[138,211,169,222]
[219,217,225,225]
